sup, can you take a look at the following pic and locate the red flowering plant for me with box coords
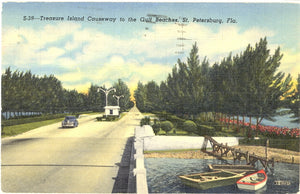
[219,118,299,138]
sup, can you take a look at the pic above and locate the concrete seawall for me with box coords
[131,125,241,193]
[144,136,240,151]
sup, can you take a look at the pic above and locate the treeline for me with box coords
[134,37,299,126]
[1,68,134,119]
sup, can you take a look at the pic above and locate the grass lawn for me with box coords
[214,126,245,137]
[1,112,102,138]
[142,112,155,116]
[2,118,64,138]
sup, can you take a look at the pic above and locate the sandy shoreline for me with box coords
[144,145,300,164]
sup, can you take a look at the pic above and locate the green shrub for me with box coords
[151,119,161,135]
[96,117,103,121]
[154,111,185,128]
[140,116,150,126]
[96,115,117,121]
[214,125,223,131]
[106,116,117,121]
[160,121,174,134]
[167,115,185,129]
[182,120,197,134]
[152,123,161,135]
[197,124,216,136]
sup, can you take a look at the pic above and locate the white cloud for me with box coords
[91,55,172,88]
[3,21,294,94]
[183,24,275,62]
[280,49,300,79]
[57,57,79,69]
[2,23,83,67]
[38,47,65,65]
[2,22,275,66]
[56,71,83,83]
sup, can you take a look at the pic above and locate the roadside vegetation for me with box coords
[141,113,299,152]
[1,112,100,137]
[2,69,134,116]
[2,112,90,127]
[134,38,299,127]
[136,37,299,152]
[2,117,64,137]
[2,68,134,137]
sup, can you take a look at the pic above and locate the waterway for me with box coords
[259,113,299,129]
[145,158,299,193]
[242,109,299,129]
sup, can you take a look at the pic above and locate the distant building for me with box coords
[104,106,120,116]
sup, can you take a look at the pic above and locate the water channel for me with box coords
[241,109,299,129]
[145,158,299,193]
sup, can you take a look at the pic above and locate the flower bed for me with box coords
[220,118,300,138]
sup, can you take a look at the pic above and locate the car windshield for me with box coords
[65,116,76,120]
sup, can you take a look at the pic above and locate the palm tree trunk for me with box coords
[256,117,259,137]
[249,116,252,126]
[248,116,252,138]
[227,114,230,129]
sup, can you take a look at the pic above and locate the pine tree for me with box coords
[113,79,133,111]
[134,81,146,112]
[287,74,300,123]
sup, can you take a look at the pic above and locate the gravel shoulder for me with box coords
[144,145,300,164]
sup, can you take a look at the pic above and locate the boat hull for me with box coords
[208,164,256,174]
[237,169,267,191]
[179,170,245,190]
[237,178,267,191]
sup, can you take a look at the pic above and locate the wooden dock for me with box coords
[201,136,275,170]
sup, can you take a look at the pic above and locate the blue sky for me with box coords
[2,2,299,93]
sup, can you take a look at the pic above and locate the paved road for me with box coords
[1,107,143,193]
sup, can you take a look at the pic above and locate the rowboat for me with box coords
[208,164,257,174]
[178,170,245,190]
[236,169,267,191]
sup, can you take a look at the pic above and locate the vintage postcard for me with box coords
[1,1,299,193]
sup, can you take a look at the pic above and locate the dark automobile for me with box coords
[62,116,78,128]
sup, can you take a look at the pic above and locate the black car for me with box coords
[62,116,78,128]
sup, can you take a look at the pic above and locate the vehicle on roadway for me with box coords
[62,116,78,128]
